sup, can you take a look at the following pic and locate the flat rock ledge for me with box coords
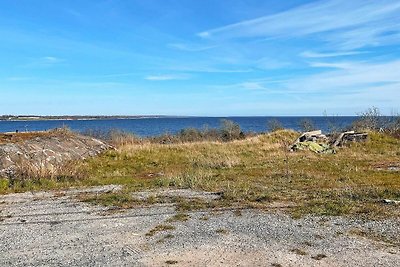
[0,130,112,176]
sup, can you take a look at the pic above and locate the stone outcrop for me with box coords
[0,129,111,177]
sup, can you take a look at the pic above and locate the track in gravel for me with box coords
[1,186,399,267]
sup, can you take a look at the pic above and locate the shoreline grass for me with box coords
[1,129,399,218]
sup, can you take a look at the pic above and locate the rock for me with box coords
[0,129,112,177]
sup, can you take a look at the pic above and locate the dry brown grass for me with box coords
[0,128,74,144]
[107,130,399,217]
[1,129,399,218]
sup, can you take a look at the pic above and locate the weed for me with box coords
[164,234,174,239]
[303,241,313,247]
[175,199,212,212]
[79,192,135,208]
[166,213,190,223]
[146,224,175,237]
[216,228,229,234]
[157,234,175,243]
[311,254,327,260]
[199,215,209,221]
[348,228,398,246]
[290,248,307,255]
[233,209,242,216]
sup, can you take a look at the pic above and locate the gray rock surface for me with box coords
[0,186,399,267]
[0,131,111,176]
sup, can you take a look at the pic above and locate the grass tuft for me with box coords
[146,224,176,237]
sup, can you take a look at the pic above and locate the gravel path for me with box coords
[0,186,399,267]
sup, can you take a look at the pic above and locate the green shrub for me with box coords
[220,119,244,141]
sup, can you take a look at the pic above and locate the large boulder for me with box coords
[0,129,111,177]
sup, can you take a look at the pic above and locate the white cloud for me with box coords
[256,58,291,70]
[144,74,188,81]
[42,56,62,63]
[300,51,367,58]
[198,0,400,49]
[21,56,65,68]
[168,43,217,52]
[286,59,400,93]
[307,62,356,69]
[216,59,400,103]
[238,82,266,90]
[163,65,253,73]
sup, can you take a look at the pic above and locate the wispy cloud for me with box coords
[287,59,400,93]
[22,56,65,68]
[211,81,284,93]
[307,61,356,69]
[237,82,266,90]
[215,59,400,97]
[256,57,291,69]
[198,0,400,49]
[144,74,189,81]
[168,43,217,52]
[300,50,367,58]
[42,56,63,63]
[163,65,253,73]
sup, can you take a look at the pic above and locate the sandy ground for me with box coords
[0,186,399,267]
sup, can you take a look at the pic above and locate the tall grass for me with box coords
[83,119,246,146]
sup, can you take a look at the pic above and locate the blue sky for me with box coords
[0,0,399,116]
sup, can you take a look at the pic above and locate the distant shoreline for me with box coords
[0,116,187,122]
[0,115,359,122]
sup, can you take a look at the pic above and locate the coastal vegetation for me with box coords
[0,108,399,218]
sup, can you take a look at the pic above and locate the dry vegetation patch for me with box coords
[0,129,74,144]
[1,129,399,218]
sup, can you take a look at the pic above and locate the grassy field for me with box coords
[1,130,400,218]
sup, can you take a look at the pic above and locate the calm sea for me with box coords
[0,116,358,137]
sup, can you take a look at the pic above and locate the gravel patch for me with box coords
[132,188,222,201]
[0,186,399,266]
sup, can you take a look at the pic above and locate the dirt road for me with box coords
[1,186,399,266]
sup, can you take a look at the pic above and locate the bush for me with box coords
[220,119,244,141]
[178,128,203,142]
[352,106,384,131]
[299,118,315,132]
[0,178,9,192]
[83,121,246,145]
[352,107,400,138]
[267,119,283,132]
